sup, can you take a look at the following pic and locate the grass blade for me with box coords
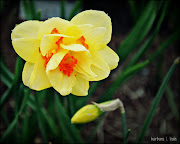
[136,57,179,144]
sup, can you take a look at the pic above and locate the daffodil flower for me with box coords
[11,10,119,96]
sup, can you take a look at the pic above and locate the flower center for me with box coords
[39,28,87,72]
[59,53,77,76]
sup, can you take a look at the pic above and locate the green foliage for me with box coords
[0,0,179,144]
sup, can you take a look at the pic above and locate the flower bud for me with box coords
[71,104,103,124]
[71,98,125,124]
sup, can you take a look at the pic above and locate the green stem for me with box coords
[121,112,127,140]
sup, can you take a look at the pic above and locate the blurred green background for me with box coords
[0,0,179,143]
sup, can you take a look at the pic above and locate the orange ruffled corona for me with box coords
[11,10,119,96]
[59,53,77,76]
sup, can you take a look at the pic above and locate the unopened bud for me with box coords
[71,98,125,124]
[71,104,103,124]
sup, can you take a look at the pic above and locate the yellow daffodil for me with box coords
[11,10,119,96]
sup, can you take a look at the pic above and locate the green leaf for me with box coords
[136,57,179,144]
[22,0,38,20]
[68,0,82,20]
[60,0,66,19]
[55,93,83,143]
[36,10,41,21]
[25,91,59,137]
[0,57,24,110]
[149,30,180,62]
[128,0,138,21]
[34,91,48,142]
[0,88,30,142]
[22,0,33,20]
[1,109,9,127]
[126,1,168,68]
[117,1,158,63]
[0,60,13,87]
[68,95,75,117]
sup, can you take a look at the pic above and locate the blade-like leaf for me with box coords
[117,1,159,63]
[137,57,179,144]
[126,1,168,68]
[0,88,30,142]
[55,93,83,143]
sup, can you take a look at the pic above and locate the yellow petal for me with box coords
[61,44,90,55]
[72,52,97,80]
[90,65,109,81]
[11,20,43,40]
[38,17,72,39]
[71,75,89,96]
[40,34,69,56]
[83,27,106,44]
[22,62,34,87]
[12,38,40,63]
[47,68,76,96]
[89,52,110,81]
[29,54,51,90]
[46,49,68,72]
[71,10,112,44]
[75,25,106,47]
[98,46,119,70]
